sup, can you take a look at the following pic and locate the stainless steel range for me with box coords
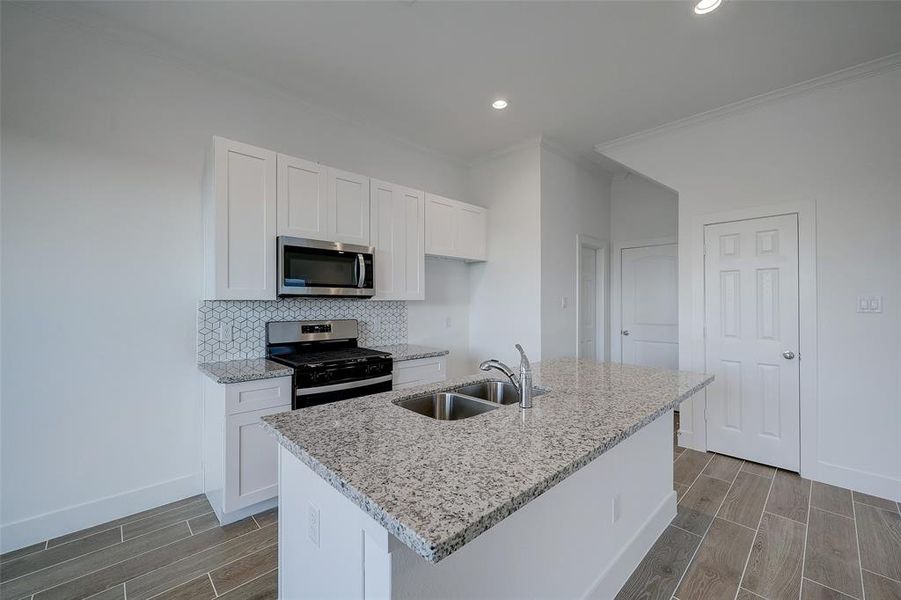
[265,319,393,410]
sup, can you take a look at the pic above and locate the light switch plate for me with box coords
[218,323,233,342]
[857,295,883,313]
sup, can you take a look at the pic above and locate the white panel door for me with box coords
[370,180,424,300]
[455,204,487,260]
[327,167,370,245]
[620,244,678,369]
[425,193,456,256]
[579,246,598,360]
[276,154,328,240]
[209,137,277,300]
[704,214,800,471]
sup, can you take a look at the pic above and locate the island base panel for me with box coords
[279,411,676,599]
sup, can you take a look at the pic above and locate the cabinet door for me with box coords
[425,193,457,256]
[327,167,370,245]
[455,203,487,261]
[208,137,277,300]
[224,404,291,513]
[401,187,425,299]
[277,154,328,240]
[371,181,424,300]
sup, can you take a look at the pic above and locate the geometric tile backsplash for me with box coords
[197,298,407,363]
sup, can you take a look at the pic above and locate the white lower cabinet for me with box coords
[392,356,447,390]
[203,376,292,524]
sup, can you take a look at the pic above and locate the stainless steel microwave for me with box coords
[277,237,375,297]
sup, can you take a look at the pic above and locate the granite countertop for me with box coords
[370,343,449,362]
[198,358,294,384]
[262,358,713,563]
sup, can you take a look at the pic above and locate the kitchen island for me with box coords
[262,358,713,599]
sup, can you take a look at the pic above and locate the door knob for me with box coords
[782,351,795,360]
[622,330,630,336]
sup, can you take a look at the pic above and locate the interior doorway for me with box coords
[576,237,607,361]
[617,243,678,369]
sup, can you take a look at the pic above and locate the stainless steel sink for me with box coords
[454,381,547,405]
[395,392,500,421]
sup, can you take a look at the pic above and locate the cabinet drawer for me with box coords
[226,376,292,415]
[393,356,446,388]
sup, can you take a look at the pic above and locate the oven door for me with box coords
[294,374,392,410]
[278,237,374,297]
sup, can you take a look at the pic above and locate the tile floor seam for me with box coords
[20,520,246,598]
[670,456,745,599]
[715,514,759,534]
[862,568,901,586]
[732,465,778,600]
[224,567,277,598]
[121,511,215,544]
[667,523,704,539]
[853,495,901,514]
[741,588,767,599]
[763,509,808,527]
[810,505,855,522]
[208,571,218,597]
[798,477,813,600]
[124,522,276,600]
[186,520,194,536]
[851,499,866,600]
[803,577,862,600]
[1,530,132,586]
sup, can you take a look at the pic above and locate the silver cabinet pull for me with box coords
[782,351,795,360]
[622,330,630,336]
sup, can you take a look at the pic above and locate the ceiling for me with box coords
[61,1,901,163]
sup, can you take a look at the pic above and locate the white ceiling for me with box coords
[65,1,901,163]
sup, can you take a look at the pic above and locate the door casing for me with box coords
[682,200,817,481]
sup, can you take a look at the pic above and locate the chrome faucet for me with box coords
[479,344,534,409]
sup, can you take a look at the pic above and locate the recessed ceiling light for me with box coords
[492,99,509,110]
[694,0,721,14]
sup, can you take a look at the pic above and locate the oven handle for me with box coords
[295,374,392,396]
[357,254,366,288]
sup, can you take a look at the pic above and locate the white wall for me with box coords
[539,144,611,360]
[468,142,542,367]
[609,173,679,361]
[610,173,678,244]
[407,258,472,378]
[603,68,901,499]
[0,3,471,550]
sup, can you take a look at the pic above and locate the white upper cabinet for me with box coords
[276,154,328,241]
[370,180,425,300]
[327,167,370,246]
[425,193,487,261]
[204,137,277,300]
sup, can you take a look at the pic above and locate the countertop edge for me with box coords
[197,360,294,385]
[264,372,714,563]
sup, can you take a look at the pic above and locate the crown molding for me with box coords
[595,51,901,154]
[538,136,615,178]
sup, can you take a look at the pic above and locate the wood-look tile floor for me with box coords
[3,433,899,600]
[0,496,277,600]
[618,435,901,600]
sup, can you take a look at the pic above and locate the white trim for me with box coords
[686,201,817,478]
[0,472,203,552]
[816,460,901,503]
[595,52,901,153]
[582,490,678,600]
[576,235,609,361]
[610,237,678,364]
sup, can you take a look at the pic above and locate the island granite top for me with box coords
[198,358,294,384]
[369,343,449,362]
[261,358,713,563]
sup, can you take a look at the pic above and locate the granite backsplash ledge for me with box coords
[197,299,407,362]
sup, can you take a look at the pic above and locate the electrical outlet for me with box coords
[445,316,452,329]
[308,503,320,547]
[611,494,621,523]
[218,323,233,342]
[561,296,568,309]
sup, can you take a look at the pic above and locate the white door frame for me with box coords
[576,235,609,361]
[611,237,678,363]
[681,200,817,480]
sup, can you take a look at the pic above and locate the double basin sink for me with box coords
[395,381,545,421]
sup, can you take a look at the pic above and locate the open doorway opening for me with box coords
[576,236,607,361]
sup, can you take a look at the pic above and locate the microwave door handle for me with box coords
[357,254,366,288]
[353,254,360,286]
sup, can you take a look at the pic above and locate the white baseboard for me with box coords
[583,490,678,600]
[811,460,901,503]
[0,472,203,553]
